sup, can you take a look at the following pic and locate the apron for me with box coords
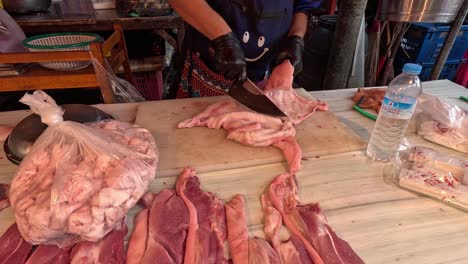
[176,0,293,98]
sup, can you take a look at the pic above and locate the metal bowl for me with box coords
[3,0,52,14]
[378,0,464,23]
[4,104,113,165]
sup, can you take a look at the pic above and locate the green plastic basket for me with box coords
[23,32,102,71]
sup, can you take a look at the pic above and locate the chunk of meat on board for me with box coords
[352,88,386,113]
[0,223,33,264]
[176,167,228,264]
[226,194,249,264]
[126,208,150,264]
[248,237,281,264]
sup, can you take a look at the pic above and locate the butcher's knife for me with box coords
[229,79,287,117]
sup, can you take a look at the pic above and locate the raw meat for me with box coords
[10,119,158,246]
[178,101,301,173]
[141,189,189,264]
[248,237,281,264]
[351,88,386,113]
[414,94,468,153]
[267,173,364,264]
[399,146,468,210]
[70,220,127,264]
[126,208,149,264]
[264,60,328,125]
[176,167,228,264]
[261,195,311,264]
[0,125,12,141]
[25,245,72,264]
[226,194,249,264]
[0,223,33,264]
[0,183,9,212]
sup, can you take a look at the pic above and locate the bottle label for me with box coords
[381,97,416,119]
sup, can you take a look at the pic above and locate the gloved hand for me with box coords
[211,32,247,82]
[274,35,304,76]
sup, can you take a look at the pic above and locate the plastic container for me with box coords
[23,32,102,71]
[395,59,466,81]
[367,63,423,162]
[397,22,468,64]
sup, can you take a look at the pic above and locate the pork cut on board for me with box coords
[135,89,366,176]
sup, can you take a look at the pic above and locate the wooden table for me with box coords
[12,4,185,52]
[0,80,467,263]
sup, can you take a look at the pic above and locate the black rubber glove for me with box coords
[274,35,305,76]
[211,32,247,82]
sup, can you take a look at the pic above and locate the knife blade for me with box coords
[229,79,287,117]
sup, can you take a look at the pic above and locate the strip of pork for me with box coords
[263,60,328,125]
[226,194,249,264]
[268,174,364,264]
[126,208,149,264]
[178,102,301,173]
[0,183,9,212]
[176,168,228,264]
[70,220,127,264]
[0,223,32,264]
[25,245,72,264]
[261,194,310,264]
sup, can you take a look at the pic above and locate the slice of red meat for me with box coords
[176,168,228,264]
[141,189,189,264]
[25,244,72,264]
[248,237,281,264]
[297,204,365,264]
[0,223,33,264]
[226,194,249,264]
[70,220,127,264]
[0,183,10,212]
[263,61,328,125]
[290,236,314,264]
[268,173,364,264]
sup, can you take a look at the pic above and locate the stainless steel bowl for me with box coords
[3,0,52,14]
[378,0,464,23]
[3,104,113,165]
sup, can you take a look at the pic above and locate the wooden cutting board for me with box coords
[135,89,366,176]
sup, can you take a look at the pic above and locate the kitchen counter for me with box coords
[0,80,467,263]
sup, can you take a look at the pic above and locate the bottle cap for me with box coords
[402,63,422,75]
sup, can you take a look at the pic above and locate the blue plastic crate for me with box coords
[395,59,466,82]
[397,22,468,64]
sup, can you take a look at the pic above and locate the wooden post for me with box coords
[90,42,114,104]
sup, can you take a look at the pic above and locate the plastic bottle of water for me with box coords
[367,63,422,162]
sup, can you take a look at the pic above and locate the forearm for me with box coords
[288,12,308,38]
[169,0,231,40]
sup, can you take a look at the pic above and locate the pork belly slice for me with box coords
[0,223,33,264]
[176,168,228,264]
[0,183,9,212]
[25,244,72,264]
[70,220,127,264]
[177,101,301,173]
[267,174,364,264]
[226,194,249,264]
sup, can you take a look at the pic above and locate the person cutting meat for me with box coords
[168,0,322,98]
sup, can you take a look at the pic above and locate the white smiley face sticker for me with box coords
[241,31,269,62]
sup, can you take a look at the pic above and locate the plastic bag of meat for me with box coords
[9,90,158,246]
[394,145,468,211]
[412,94,468,153]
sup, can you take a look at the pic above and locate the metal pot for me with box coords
[3,0,52,14]
[378,0,464,23]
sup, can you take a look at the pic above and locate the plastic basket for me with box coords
[23,32,102,71]
[397,23,468,64]
[395,59,466,82]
